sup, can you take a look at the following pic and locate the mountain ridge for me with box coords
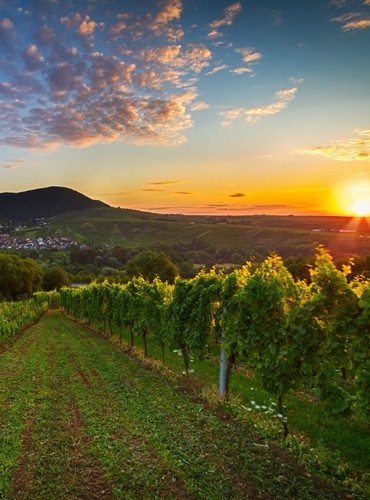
[0,186,109,223]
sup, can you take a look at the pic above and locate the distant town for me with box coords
[0,234,78,251]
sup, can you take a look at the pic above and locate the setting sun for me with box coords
[350,199,370,217]
[335,182,370,217]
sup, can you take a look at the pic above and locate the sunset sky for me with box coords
[0,0,370,216]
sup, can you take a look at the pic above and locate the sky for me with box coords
[0,0,370,216]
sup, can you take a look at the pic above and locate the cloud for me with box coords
[148,0,184,42]
[138,44,212,73]
[142,188,165,192]
[174,191,192,194]
[2,158,25,170]
[244,87,298,123]
[23,44,45,69]
[34,24,55,45]
[0,17,15,52]
[77,16,97,36]
[230,67,253,75]
[298,129,370,161]
[0,1,260,149]
[332,11,370,30]
[219,108,244,127]
[151,0,182,26]
[235,48,262,64]
[0,17,14,29]
[205,64,227,76]
[60,13,82,29]
[219,86,299,126]
[229,192,246,197]
[209,2,242,32]
[329,0,347,7]
[191,101,209,111]
[149,180,179,185]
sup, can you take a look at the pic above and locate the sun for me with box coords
[350,199,370,217]
[335,182,370,217]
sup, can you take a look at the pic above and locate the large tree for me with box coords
[42,266,70,291]
[125,250,179,283]
[0,253,43,300]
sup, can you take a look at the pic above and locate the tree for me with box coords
[0,253,43,300]
[42,266,70,291]
[125,250,179,283]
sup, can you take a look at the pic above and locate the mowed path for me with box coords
[0,311,342,499]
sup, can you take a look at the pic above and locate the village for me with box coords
[0,234,78,251]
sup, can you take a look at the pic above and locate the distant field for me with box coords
[18,207,370,257]
[0,312,346,499]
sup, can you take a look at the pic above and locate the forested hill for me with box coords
[0,186,109,223]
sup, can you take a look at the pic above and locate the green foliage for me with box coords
[0,299,45,342]
[42,266,70,291]
[33,290,61,309]
[354,282,370,412]
[125,250,179,283]
[0,253,43,300]
[309,246,362,411]
[59,246,370,422]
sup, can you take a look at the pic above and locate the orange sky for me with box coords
[1,1,370,216]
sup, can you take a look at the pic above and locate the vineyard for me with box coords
[1,246,369,498]
[58,246,370,425]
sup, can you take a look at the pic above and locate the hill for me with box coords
[0,186,108,223]
[1,186,370,258]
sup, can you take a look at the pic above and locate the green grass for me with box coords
[0,311,352,499]
[103,322,370,499]
[15,207,370,255]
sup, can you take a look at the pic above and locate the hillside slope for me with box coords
[0,186,108,222]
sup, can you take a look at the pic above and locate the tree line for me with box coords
[2,239,370,301]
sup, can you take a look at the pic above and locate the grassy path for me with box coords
[0,312,346,499]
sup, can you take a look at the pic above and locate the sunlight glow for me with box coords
[350,199,370,217]
[335,182,370,217]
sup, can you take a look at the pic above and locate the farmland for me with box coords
[12,206,370,258]
[0,311,352,499]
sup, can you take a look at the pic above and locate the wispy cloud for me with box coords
[205,64,227,76]
[329,0,347,7]
[142,188,165,192]
[229,192,246,197]
[330,0,370,31]
[149,180,179,185]
[191,101,209,111]
[208,2,242,38]
[332,11,370,30]
[235,47,262,64]
[2,158,25,169]
[219,85,299,127]
[298,129,370,161]
[244,87,298,123]
[230,67,253,75]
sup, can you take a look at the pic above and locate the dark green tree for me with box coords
[0,254,43,300]
[42,266,70,291]
[125,250,179,283]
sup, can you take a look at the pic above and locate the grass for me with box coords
[104,322,370,499]
[0,311,353,499]
[15,207,370,255]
